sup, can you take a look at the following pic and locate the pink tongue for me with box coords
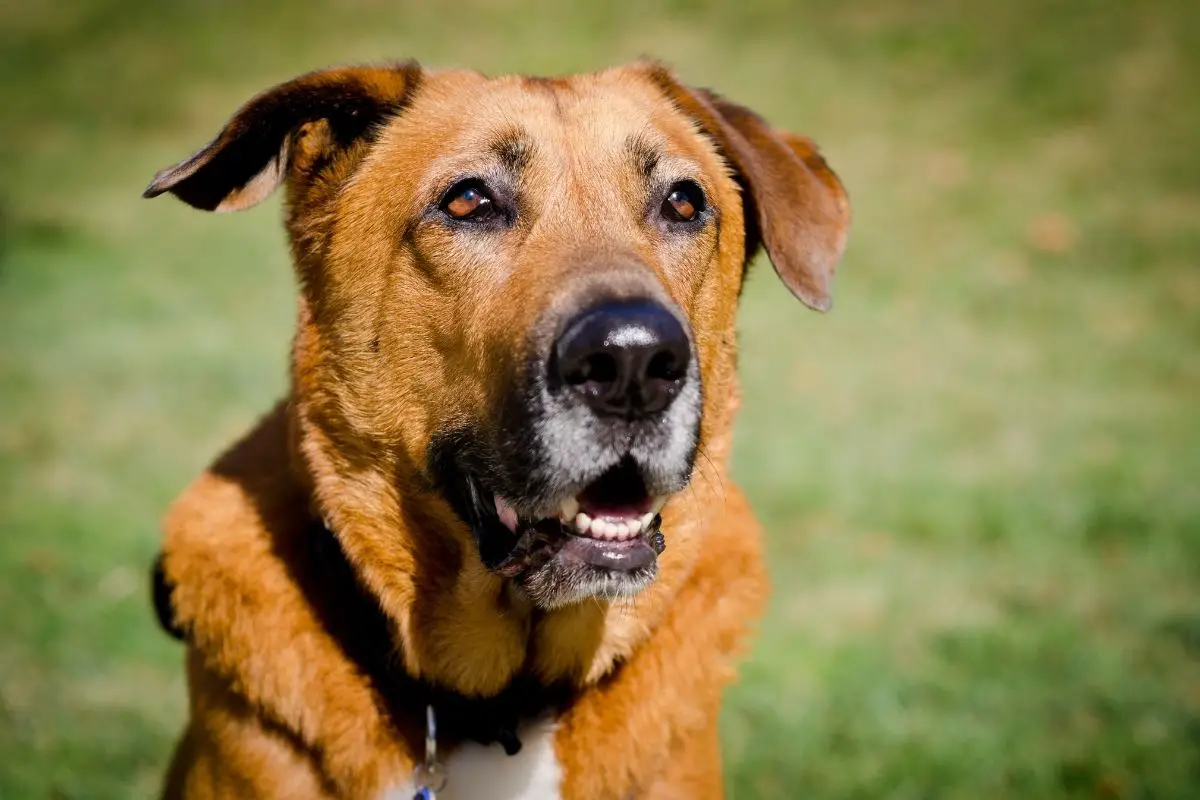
[579,498,652,521]
[494,496,519,532]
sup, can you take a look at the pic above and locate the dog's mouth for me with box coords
[461,457,668,605]
[494,460,665,544]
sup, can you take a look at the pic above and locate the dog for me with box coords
[145,59,849,799]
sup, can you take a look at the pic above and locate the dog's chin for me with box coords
[510,530,662,610]
[465,458,671,609]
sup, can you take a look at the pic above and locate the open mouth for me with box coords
[477,458,668,583]
[495,461,665,542]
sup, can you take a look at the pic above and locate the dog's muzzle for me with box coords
[436,292,702,609]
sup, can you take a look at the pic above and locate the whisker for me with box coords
[697,444,727,509]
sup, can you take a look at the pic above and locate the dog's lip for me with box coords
[492,462,666,545]
[493,493,664,540]
[556,534,657,572]
[459,458,669,578]
[484,505,664,579]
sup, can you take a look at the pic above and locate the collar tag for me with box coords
[413,704,448,799]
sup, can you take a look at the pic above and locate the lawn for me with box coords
[1,1,1197,797]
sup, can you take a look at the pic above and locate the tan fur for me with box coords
[149,60,848,798]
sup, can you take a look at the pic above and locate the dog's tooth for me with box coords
[576,512,592,533]
[590,518,608,539]
[650,496,667,514]
[615,522,630,540]
[607,521,622,539]
[640,512,655,529]
[559,497,580,520]
[627,517,643,535]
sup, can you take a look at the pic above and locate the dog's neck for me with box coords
[302,519,576,755]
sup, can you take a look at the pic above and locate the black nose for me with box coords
[553,300,691,419]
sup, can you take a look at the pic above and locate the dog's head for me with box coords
[147,61,848,611]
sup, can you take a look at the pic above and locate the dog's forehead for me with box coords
[392,66,710,164]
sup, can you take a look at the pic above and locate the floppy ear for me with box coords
[645,65,850,311]
[143,62,422,212]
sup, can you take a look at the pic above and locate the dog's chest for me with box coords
[383,718,562,800]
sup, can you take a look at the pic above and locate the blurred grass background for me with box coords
[1,0,1198,797]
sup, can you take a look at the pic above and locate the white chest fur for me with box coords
[383,718,562,800]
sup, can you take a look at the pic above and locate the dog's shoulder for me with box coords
[157,403,416,795]
[163,400,306,550]
[159,401,313,643]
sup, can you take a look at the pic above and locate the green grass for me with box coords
[2,1,1198,797]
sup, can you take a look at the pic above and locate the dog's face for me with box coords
[147,62,848,610]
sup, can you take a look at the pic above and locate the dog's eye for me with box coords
[440,180,496,222]
[661,181,706,223]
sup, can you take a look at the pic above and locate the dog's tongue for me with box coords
[577,496,653,520]
[576,464,653,518]
[494,495,520,532]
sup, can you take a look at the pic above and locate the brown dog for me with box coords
[145,60,849,799]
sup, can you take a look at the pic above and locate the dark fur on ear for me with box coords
[143,61,422,212]
[642,63,850,311]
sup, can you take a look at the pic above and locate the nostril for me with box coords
[585,353,618,385]
[646,350,684,383]
[563,352,619,387]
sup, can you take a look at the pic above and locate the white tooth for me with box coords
[590,518,607,538]
[559,497,580,520]
[615,522,630,540]
[576,512,592,533]
[604,521,620,539]
[627,518,643,535]
[641,512,655,529]
[650,496,667,514]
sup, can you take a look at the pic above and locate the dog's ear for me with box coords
[143,62,422,212]
[644,65,850,311]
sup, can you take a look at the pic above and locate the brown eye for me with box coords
[439,179,502,223]
[446,186,489,218]
[661,181,706,224]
